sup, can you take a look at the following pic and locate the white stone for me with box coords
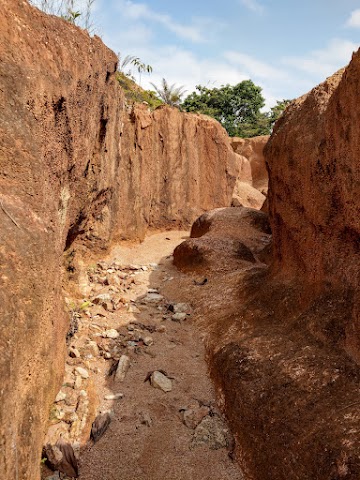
[104,393,124,401]
[172,312,187,322]
[143,293,164,304]
[102,329,119,339]
[174,303,191,314]
[150,371,172,392]
[75,367,89,379]
[55,391,66,403]
[115,355,131,382]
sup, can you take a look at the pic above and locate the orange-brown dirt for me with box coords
[50,232,244,480]
[230,136,269,209]
[0,1,243,479]
[171,206,360,480]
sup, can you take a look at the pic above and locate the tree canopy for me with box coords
[182,80,290,138]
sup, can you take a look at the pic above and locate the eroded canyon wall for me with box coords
[0,2,123,478]
[230,135,268,209]
[117,104,238,239]
[0,1,239,478]
[265,56,360,360]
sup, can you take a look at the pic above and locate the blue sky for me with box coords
[80,1,360,107]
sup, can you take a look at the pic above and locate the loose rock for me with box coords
[150,371,172,392]
[102,329,119,339]
[172,312,187,322]
[191,415,231,450]
[115,355,131,382]
[74,367,89,379]
[104,393,124,401]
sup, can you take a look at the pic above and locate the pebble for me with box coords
[156,325,167,333]
[141,266,148,271]
[75,367,89,379]
[115,355,131,382]
[69,347,81,359]
[143,293,164,304]
[174,303,191,314]
[86,341,100,357]
[55,391,67,403]
[172,312,187,322]
[140,412,153,427]
[149,263,158,268]
[104,393,124,401]
[143,336,154,346]
[75,376,82,389]
[102,329,119,339]
[147,288,159,294]
[150,371,172,392]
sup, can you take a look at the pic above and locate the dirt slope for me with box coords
[171,207,360,480]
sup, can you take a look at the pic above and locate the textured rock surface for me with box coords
[0,2,122,479]
[171,204,360,480]
[118,104,239,239]
[231,135,269,192]
[0,2,241,479]
[175,53,360,480]
[265,59,360,361]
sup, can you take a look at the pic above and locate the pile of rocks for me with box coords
[44,259,193,479]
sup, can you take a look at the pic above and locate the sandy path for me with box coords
[78,231,244,480]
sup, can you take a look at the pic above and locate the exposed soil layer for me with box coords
[265,56,360,362]
[167,207,360,480]
[0,3,242,478]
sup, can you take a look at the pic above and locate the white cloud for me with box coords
[346,9,360,28]
[239,0,265,14]
[118,0,207,43]
[224,51,289,81]
[282,38,357,78]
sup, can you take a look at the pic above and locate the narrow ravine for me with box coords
[44,231,244,480]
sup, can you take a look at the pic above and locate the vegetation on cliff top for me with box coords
[182,82,291,138]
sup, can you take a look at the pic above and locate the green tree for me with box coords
[182,80,269,137]
[150,78,186,107]
[268,99,292,130]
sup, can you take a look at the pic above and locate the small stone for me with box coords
[147,288,159,294]
[143,293,164,304]
[86,341,100,357]
[150,371,172,392]
[91,411,113,443]
[74,376,82,389]
[115,355,131,382]
[156,325,166,333]
[149,263,158,268]
[143,336,154,346]
[55,391,67,403]
[141,266,148,271]
[69,347,81,358]
[174,303,191,314]
[102,329,119,339]
[140,411,153,427]
[172,312,187,322]
[74,367,89,379]
[104,393,124,401]
[92,293,112,304]
[103,352,112,359]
